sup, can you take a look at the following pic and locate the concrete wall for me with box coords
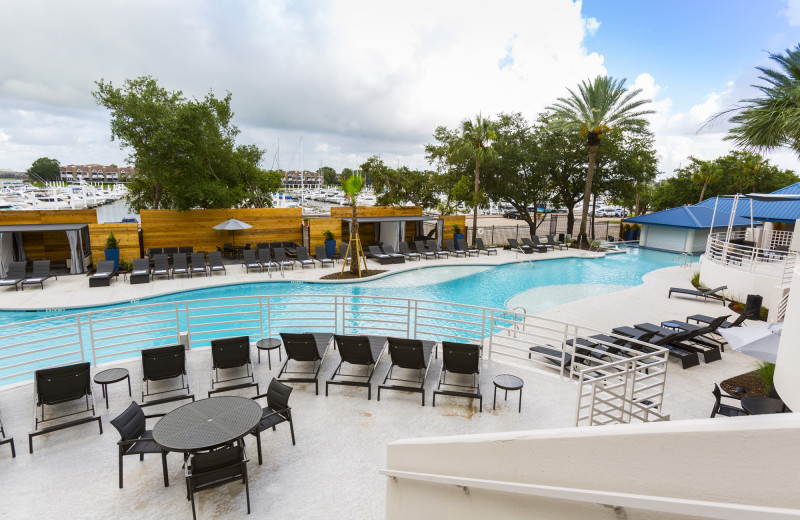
[698,255,784,317]
[775,265,800,411]
[385,414,800,519]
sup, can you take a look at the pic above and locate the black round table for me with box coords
[493,374,524,413]
[741,396,787,415]
[93,368,131,409]
[256,338,282,369]
[153,396,263,453]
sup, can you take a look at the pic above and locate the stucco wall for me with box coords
[698,255,785,317]
[775,265,800,411]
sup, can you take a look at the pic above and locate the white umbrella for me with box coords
[720,322,782,363]
[212,218,252,246]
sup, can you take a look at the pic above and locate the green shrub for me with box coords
[105,230,119,249]
[452,224,461,234]
[118,259,133,271]
[755,361,775,391]
[691,272,701,287]
[322,229,335,241]
[623,223,632,231]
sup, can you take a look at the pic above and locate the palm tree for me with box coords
[458,114,497,245]
[341,173,366,276]
[548,76,653,242]
[690,159,720,203]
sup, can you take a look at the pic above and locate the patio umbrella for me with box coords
[720,322,782,364]
[212,218,252,246]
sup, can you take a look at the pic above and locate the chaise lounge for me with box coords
[668,285,727,305]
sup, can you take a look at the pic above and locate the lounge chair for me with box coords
[172,253,189,278]
[522,237,548,253]
[273,248,295,270]
[250,378,295,465]
[23,260,56,290]
[340,242,351,264]
[110,401,170,488]
[185,444,250,520]
[686,309,755,329]
[0,261,26,291]
[710,384,747,418]
[531,235,554,251]
[190,252,207,277]
[0,415,14,457]
[381,245,405,263]
[163,246,178,261]
[427,240,449,259]
[660,314,731,351]
[456,238,479,257]
[508,238,533,254]
[242,248,262,273]
[314,246,335,268]
[414,240,436,260]
[208,251,226,275]
[151,254,171,280]
[432,342,482,410]
[326,335,387,400]
[546,234,569,251]
[668,285,727,305]
[141,344,192,402]
[475,238,497,256]
[147,247,163,259]
[278,333,333,395]
[617,326,701,368]
[90,260,118,287]
[295,246,316,269]
[444,239,466,258]
[368,245,393,265]
[178,246,193,254]
[130,258,151,284]
[29,362,103,454]
[398,241,421,261]
[378,337,436,406]
[258,248,278,273]
[208,336,258,396]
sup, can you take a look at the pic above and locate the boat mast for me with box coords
[300,137,305,205]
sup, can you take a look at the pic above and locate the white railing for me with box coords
[766,229,793,249]
[673,252,693,268]
[776,289,791,322]
[705,232,796,285]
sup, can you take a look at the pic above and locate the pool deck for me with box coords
[0,248,760,519]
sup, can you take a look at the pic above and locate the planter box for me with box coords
[105,248,120,271]
[325,239,337,258]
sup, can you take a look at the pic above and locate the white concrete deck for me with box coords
[0,249,759,518]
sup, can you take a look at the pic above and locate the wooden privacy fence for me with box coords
[88,223,140,268]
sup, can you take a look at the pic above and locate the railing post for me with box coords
[259,296,265,340]
[487,311,495,361]
[77,314,86,364]
[267,296,272,338]
[480,308,486,353]
[184,302,193,344]
[87,313,96,366]
[174,303,181,344]
[407,299,412,339]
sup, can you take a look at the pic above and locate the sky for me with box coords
[0,0,798,179]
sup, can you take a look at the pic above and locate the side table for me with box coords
[256,338,282,369]
[493,374,524,413]
[94,368,131,409]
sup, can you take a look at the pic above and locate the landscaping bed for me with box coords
[319,270,387,280]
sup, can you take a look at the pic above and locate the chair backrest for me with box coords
[731,310,754,327]
[110,401,146,444]
[31,260,51,278]
[164,247,178,255]
[710,384,723,417]
[132,258,149,272]
[258,248,273,264]
[441,342,480,375]
[274,248,288,262]
[142,344,186,381]
[387,337,427,369]
[153,254,169,270]
[265,377,292,411]
[383,245,398,255]
[704,286,727,295]
[398,242,413,255]
[340,242,350,257]
[211,336,251,369]
[96,260,115,274]
[189,444,246,489]
[179,246,193,253]
[242,249,257,263]
[35,362,92,405]
[426,240,439,252]
[148,247,163,256]
[368,245,384,256]
[269,242,282,249]
[314,246,329,259]
[208,251,224,266]
[414,241,428,253]
[706,314,732,331]
[296,246,311,260]
[280,333,321,361]
[475,238,486,250]
[173,253,188,269]
[444,240,456,252]
[5,261,26,279]
[257,242,269,250]
[334,334,375,365]
[508,238,521,248]
[653,328,694,346]
[191,252,206,268]
[523,237,535,247]
[455,238,471,251]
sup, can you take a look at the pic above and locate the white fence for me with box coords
[704,231,796,285]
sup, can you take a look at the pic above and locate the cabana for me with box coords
[341,216,443,251]
[0,223,92,277]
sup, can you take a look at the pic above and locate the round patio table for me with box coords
[256,337,282,369]
[93,368,131,409]
[153,396,262,453]
[493,374,524,413]
[741,396,787,415]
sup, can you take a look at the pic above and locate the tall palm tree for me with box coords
[341,173,366,275]
[458,114,496,245]
[691,159,720,203]
[548,76,653,242]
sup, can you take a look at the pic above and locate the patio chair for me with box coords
[340,242,351,264]
[710,384,747,418]
[29,362,103,454]
[522,237,548,253]
[327,335,387,400]
[314,246,335,268]
[367,245,393,265]
[532,235,554,251]
[619,326,701,369]
[0,261,26,291]
[172,253,190,278]
[398,241,421,261]
[273,248,295,270]
[635,319,724,363]
[278,333,333,395]
[427,240,449,259]
[250,378,295,465]
[190,252,208,277]
[258,248,278,273]
[222,242,235,259]
[475,238,497,256]
[378,337,436,406]
[179,246,194,254]
[686,309,755,329]
[130,258,151,284]
[456,238,479,257]
[660,314,731,351]
[242,248,262,273]
[414,240,436,260]
[432,342,482,410]
[295,246,316,269]
[90,260,118,287]
[22,260,56,290]
[208,336,258,396]
[151,254,171,280]
[110,401,170,488]
[668,285,727,305]
[282,241,299,256]
[185,443,250,520]
[546,235,569,250]
[508,238,533,254]
[208,251,226,275]
[141,344,192,401]
[381,245,406,263]
[163,247,178,261]
[445,239,466,258]
[0,415,14,457]
[147,247,163,259]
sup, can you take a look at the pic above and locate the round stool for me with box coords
[256,338,282,370]
[493,374,524,413]
[93,368,131,409]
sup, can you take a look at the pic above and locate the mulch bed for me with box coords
[319,270,387,280]
[721,370,769,397]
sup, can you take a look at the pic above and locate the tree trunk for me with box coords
[471,161,480,246]
[578,144,598,242]
[698,183,708,204]
[153,182,162,210]
[591,196,597,240]
[566,206,575,237]
[350,203,360,275]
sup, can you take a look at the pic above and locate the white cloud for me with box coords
[584,17,600,35]
[783,0,800,25]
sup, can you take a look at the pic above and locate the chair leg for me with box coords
[255,432,263,465]
[162,450,169,487]
[288,414,296,445]
[119,449,124,488]
[243,467,251,514]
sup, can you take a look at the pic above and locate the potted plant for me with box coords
[302,217,309,228]
[322,229,337,258]
[623,223,634,241]
[452,223,465,242]
[104,230,120,271]
[632,223,641,240]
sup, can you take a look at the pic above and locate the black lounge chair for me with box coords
[327,335,387,399]
[242,249,262,273]
[619,327,701,368]
[147,247,163,258]
[250,378,295,465]
[368,245,393,265]
[378,337,436,405]
[179,246,193,254]
[508,238,533,254]
[141,344,192,401]
[686,309,755,329]
[23,260,56,290]
[546,234,569,250]
[456,238,479,257]
[432,342,482,410]
[273,248,295,270]
[110,401,170,488]
[29,362,103,453]
[151,254,171,280]
[475,238,497,256]
[172,253,190,278]
[710,384,747,418]
[314,246,335,268]
[208,251,226,275]
[0,415,14,457]
[185,443,250,520]
[0,261,26,291]
[427,240,449,259]
[130,258,151,284]
[90,260,118,287]
[668,285,727,305]
[661,314,731,351]
[445,239,466,258]
[339,242,351,264]
[414,240,436,260]
[522,237,548,253]
[381,245,405,263]
[163,246,179,260]
[208,336,258,396]
[190,252,207,277]
[278,333,333,394]
[634,320,723,363]
[531,236,554,251]
[258,248,278,273]
[295,246,316,269]
[398,242,421,261]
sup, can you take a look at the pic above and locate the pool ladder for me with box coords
[500,307,527,338]
[673,252,693,268]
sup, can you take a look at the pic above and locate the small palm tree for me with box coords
[458,114,497,245]
[691,159,720,203]
[548,76,653,241]
[341,173,365,275]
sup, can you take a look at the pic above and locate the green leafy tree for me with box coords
[26,157,60,182]
[319,166,338,186]
[689,158,721,203]
[548,76,653,241]
[341,173,366,275]
[598,131,659,216]
[425,125,472,215]
[362,155,439,208]
[456,114,497,244]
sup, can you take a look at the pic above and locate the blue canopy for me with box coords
[624,206,753,229]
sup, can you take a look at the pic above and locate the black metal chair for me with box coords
[414,240,436,260]
[381,245,405,263]
[90,260,118,287]
[508,238,533,254]
[23,260,56,290]
[250,378,295,465]
[151,254,171,280]
[29,362,103,453]
[710,384,748,418]
[185,443,250,519]
[295,246,316,269]
[456,238,479,257]
[278,333,332,395]
[209,336,258,396]
[257,248,278,273]
[445,239,466,258]
[0,414,15,457]
[432,342,482,410]
[172,253,190,278]
[378,337,435,406]
[273,248,295,270]
[0,261,26,291]
[398,242,421,261]
[208,251,227,275]
[110,401,170,488]
[327,335,387,400]
[475,238,497,256]
[190,252,208,277]
[314,246,335,267]
[242,249,262,273]
[532,235,554,251]
[426,240,449,259]
[367,245,393,265]
[141,344,191,401]
[130,258,151,284]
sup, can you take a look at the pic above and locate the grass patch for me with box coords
[319,270,387,280]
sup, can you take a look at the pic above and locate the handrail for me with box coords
[672,252,693,268]
[776,289,791,322]
[705,232,796,285]
[379,469,800,520]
